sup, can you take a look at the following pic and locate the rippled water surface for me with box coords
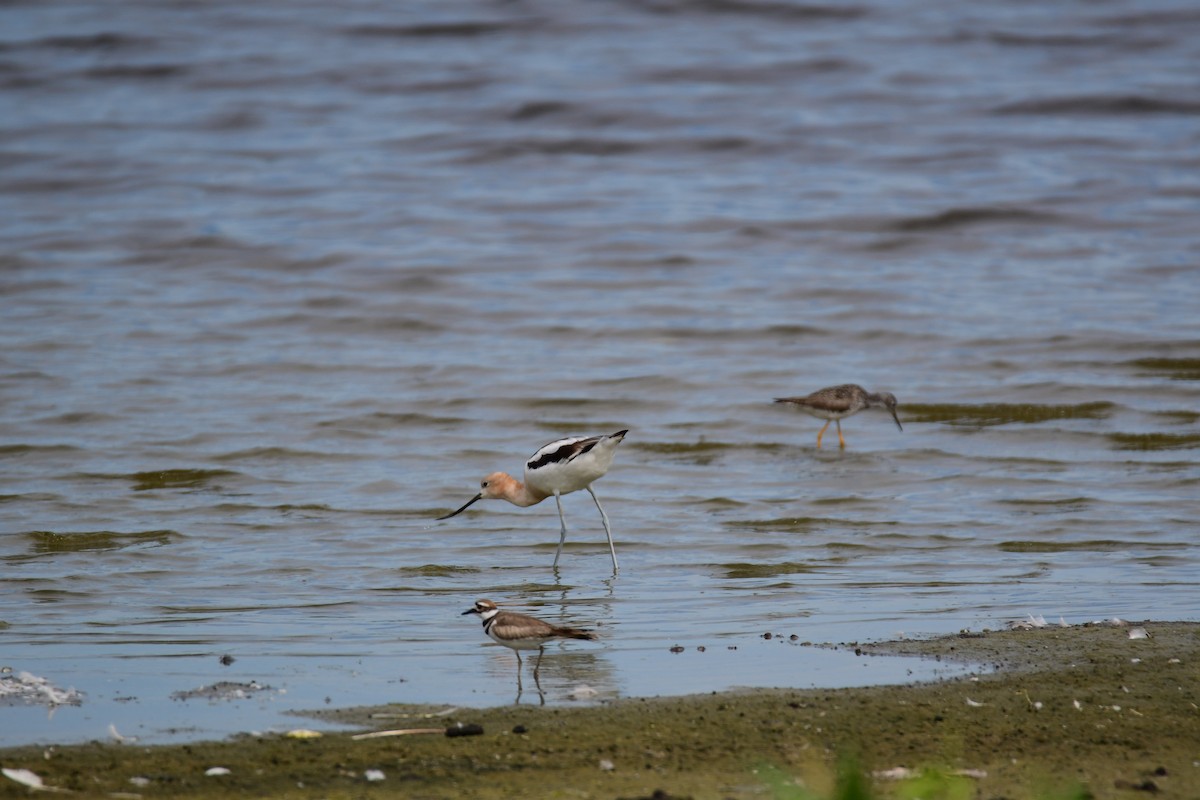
[2,0,1199,746]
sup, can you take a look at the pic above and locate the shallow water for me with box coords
[2,0,1198,746]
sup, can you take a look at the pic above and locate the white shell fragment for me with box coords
[1008,614,1048,630]
[364,769,385,782]
[2,768,47,790]
[0,671,84,708]
[108,723,137,743]
[205,767,231,776]
[874,767,986,780]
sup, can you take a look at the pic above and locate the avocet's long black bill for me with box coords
[890,410,904,432]
[437,493,482,520]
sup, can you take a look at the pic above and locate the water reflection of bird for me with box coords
[437,430,628,572]
[462,599,597,703]
[775,384,902,449]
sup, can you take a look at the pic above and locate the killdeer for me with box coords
[775,384,902,449]
[461,598,597,674]
[438,431,628,572]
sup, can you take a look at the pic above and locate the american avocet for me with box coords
[437,430,628,572]
[775,384,902,449]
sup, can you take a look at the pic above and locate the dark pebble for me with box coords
[445,723,484,737]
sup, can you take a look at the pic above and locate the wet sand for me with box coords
[2,622,1196,799]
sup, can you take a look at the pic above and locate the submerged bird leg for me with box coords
[816,419,831,449]
[836,419,846,449]
[586,485,619,574]
[552,491,568,569]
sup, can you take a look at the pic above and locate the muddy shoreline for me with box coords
[2,622,1196,799]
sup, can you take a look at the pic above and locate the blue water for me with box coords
[2,0,1198,746]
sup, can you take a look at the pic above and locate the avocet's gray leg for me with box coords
[552,491,568,569]
[586,485,619,574]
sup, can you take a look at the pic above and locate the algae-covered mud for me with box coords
[899,402,1115,427]
[2,623,1196,799]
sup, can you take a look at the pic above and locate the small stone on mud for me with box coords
[445,723,483,737]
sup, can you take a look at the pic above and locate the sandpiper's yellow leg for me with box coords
[836,420,846,449]
[816,420,831,449]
